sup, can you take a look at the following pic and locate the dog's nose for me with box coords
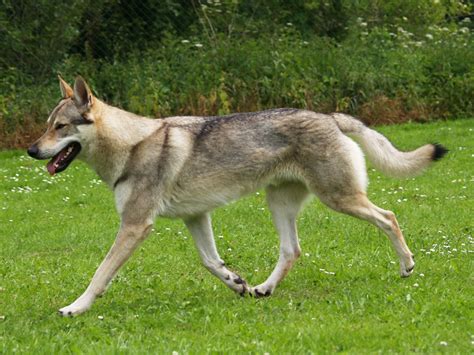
[27,144,39,158]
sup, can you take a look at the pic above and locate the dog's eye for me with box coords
[55,123,67,130]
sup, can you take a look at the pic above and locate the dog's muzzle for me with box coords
[27,144,40,159]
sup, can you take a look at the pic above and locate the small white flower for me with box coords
[425,34,433,40]
[194,43,203,48]
[439,341,448,346]
[98,315,104,320]
[181,40,190,44]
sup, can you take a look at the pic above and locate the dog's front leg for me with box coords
[59,221,152,317]
[184,213,249,296]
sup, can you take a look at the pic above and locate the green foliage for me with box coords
[0,0,473,147]
[0,119,473,352]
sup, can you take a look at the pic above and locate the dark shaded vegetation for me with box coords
[1,0,473,148]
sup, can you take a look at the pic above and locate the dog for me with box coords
[27,76,447,316]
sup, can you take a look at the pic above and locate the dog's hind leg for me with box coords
[250,182,309,298]
[184,213,249,296]
[58,221,153,316]
[305,135,414,277]
[319,192,415,277]
[318,185,415,277]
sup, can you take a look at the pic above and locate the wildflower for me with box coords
[194,43,203,48]
[181,40,190,44]
[425,34,433,40]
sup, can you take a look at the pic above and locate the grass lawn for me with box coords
[0,119,473,353]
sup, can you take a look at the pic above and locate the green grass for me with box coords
[1,119,473,353]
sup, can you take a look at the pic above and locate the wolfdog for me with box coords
[27,76,447,316]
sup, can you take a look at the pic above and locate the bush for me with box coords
[0,0,473,148]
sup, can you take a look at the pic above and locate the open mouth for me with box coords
[46,142,81,175]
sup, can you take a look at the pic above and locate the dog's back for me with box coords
[29,77,447,316]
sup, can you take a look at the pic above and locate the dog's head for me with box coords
[27,76,99,175]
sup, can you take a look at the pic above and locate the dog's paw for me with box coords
[58,297,92,317]
[400,256,415,278]
[232,275,250,297]
[59,306,83,317]
[250,284,274,298]
[222,270,250,296]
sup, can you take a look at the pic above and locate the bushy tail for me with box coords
[331,113,448,178]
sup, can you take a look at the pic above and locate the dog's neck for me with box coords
[80,100,162,187]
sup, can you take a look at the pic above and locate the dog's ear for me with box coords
[58,75,73,99]
[73,76,94,114]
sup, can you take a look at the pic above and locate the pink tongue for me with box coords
[46,150,67,175]
[46,161,56,175]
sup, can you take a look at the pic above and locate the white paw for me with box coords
[400,256,415,278]
[58,297,92,317]
[250,283,274,298]
[223,272,249,296]
[232,276,249,296]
